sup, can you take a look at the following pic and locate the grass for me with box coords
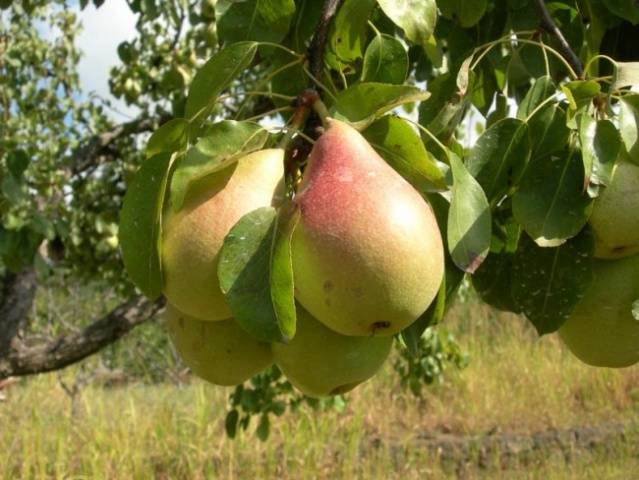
[2,297,639,478]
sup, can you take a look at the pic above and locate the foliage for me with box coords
[4,0,639,442]
[394,327,469,397]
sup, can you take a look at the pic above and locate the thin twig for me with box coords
[534,0,584,77]
[307,0,344,85]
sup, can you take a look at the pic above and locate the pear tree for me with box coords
[2,0,639,441]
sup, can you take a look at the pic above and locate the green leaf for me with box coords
[119,152,173,299]
[472,251,522,314]
[526,103,570,159]
[225,410,239,438]
[6,149,29,180]
[579,116,621,188]
[185,42,258,122]
[328,0,376,63]
[217,207,285,343]
[612,61,639,91]
[169,121,269,211]
[145,118,189,159]
[619,94,639,160]
[438,0,488,27]
[512,149,593,247]
[511,232,594,335]
[362,115,446,191]
[332,83,430,130]
[516,76,555,119]
[602,0,639,23]
[256,414,270,441]
[270,201,300,342]
[377,0,437,48]
[447,153,491,273]
[217,0,296,44]
[561,80,601,111]
[361,34,408,84]
[465,118,531,201]
[0,226,42,273]
[418,72,466,141]
[117,41,136,64]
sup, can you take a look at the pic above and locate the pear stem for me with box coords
[311,99,330,128]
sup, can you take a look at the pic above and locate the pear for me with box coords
[559,253,639,368]
[589,158,639,259]
[272,306,393,397]
[162,149,284,321]
[291,119,444,336]
[165,304,273,385]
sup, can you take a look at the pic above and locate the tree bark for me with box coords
[0,295,163,380]
[0,269,38,357]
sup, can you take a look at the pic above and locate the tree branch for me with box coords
[534,0,584,78]
[71,115,168,176]
[0,295,164,380]
[0,269,37,357]
[307,0,344,83]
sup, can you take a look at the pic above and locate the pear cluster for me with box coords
[558,159,639,367]
[160,119,445,396]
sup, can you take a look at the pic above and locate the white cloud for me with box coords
[76,0,138,120]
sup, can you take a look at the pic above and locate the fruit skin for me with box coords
[162,149,284,321]
[165,304,273,385]
[272,306,393,397]
[589,158,639,259]
[559,253,639,368]
[291,118,445,336]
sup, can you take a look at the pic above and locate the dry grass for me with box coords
[2,299,639,478]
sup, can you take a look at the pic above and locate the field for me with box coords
[2,294,639,479]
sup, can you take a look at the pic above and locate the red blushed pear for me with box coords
[162,149,284,321]
[291,119,444,336]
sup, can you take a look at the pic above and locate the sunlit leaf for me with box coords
[362,115,446,191]
[146,118,189,158]
[185,42,258,123]
[377,0,437,48]
[361,34,408,84]
[119,152,173,299]
[332,83,430,130]
[447,153,491,273]
[169,121,269,211]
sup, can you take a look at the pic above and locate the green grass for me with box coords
[2,298,639,478]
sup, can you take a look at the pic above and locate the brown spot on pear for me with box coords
[162,149,284,321]
[559,253,639,368]
[272,305,393,398]
[291,119,444,336]
[165,304,273,385]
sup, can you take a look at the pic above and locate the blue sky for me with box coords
[76,0,138,120]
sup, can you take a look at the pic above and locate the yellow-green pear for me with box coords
[559,253,639,368]
[165,304,273,385]
[272,306,393,397]
[291,119,444,336]
[589,158,639,259]
[162,149,284,321]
